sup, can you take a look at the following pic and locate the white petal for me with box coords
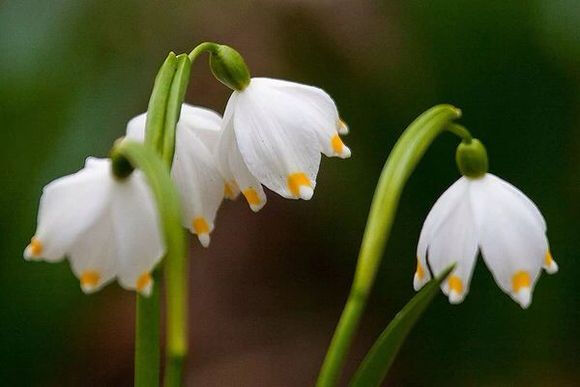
[217,107,266,211]
[473,175,547,308]
[126,113,147,142]
[111,171,165,295]
[178,104,222,151]
[25,158,113,262]
[126,104,223,151]
[415,178,471,290]
[485,174,557,274]
[232,79,322,199]
[486,174,547,232]
[172,124,224,246]
[425,185,479,304]
[215,94,240,187]
[257,78,351,158]
[68,214,118,293]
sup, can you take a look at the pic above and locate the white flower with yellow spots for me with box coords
[24,158,164,295]
[414,173,558,308]
[127,104,225,247]
[216,77,351,212]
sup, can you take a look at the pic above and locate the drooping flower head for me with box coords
[414,139,557,308]
[216,78,351,212]
[24,158,165,295]
[206,44,351,211]
[127,104,225,247]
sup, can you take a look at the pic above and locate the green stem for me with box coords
[161,44,225,387]
[132,53,179,387]
[316,105,465,387]
[135,271,161,387]
[162,218,188,387]
[112,140,186,387]
[447,123,472,143]
[188,42,219,62]
[161,53,196,387]
[164,353,185,387]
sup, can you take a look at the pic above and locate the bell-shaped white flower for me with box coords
[216,77,351,212]
[24,158,165,295]
[415,173,557,308]
[127,104,225,247]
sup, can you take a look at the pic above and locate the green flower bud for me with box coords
[209,45,251,91]
[455,138,488,178]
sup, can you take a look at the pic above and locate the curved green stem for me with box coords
[160,54,191,387]
[447,123,472,143]
[316,105,465,387]
[129,53,179,387]
[112,140,186,387]
[128,49,193,387]
[188,42,219,62]
[156,43,217,387]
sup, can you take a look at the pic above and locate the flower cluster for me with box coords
[24,43,557,310]
[24,77,350,295]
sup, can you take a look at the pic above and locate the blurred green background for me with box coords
[1,1,578,386]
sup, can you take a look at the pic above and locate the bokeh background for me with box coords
[1,1,578,386]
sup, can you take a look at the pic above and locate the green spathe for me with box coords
[456,138,489,178]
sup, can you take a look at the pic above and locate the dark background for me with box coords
[1,1,578,386]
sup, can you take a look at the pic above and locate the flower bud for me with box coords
[455,138,488,178]
[209,45,251,91]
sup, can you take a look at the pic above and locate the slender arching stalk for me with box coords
[134,41,255,386]
[188,42,220,61]
[133,52,179,387]
[161,53,191,387]
[111,139,186,387]
[316,105,469,387]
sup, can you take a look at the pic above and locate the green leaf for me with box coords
[317,105,463,387]
[144,52,178,154]
[350,265,454,387]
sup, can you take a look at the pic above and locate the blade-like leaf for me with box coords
[350,265,454,387]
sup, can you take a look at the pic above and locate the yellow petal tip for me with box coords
[80,270,101,293]
[287,173,313,199]
[136,273,153,297]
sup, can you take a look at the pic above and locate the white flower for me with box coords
[127,104,225,247]
[216,77,351,212]
[415,173,558,308]
[24,158,164,296]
